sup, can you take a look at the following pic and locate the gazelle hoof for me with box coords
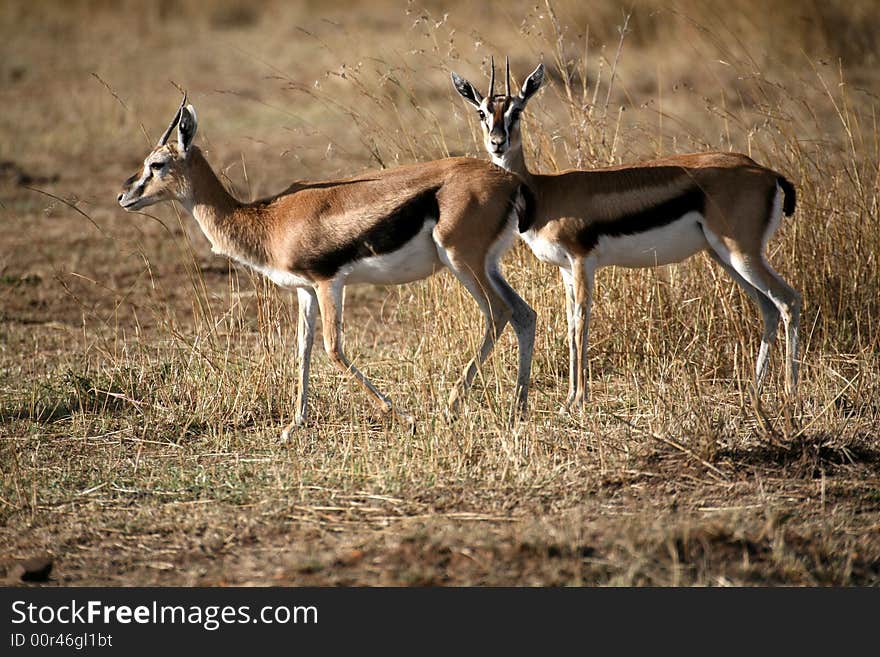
[279,415,306,443]
[443,401,462,424]
[559,399,573,415]
[394,410,417,434]
[560,395,585,415]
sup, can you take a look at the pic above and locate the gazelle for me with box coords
[451,59,801,408]
[118,95,537,439]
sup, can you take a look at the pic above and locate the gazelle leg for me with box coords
[725,254,801,397]
[560,267,577,408]
[571,257,595,408]
[280,287,318,442]
[437,248,513,414]
[706,250,780,391]
[315,278,414,427]
[487,266,536,417]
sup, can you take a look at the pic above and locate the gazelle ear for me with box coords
[451,72,484,108]
[177,104,198,154]
[520,63,545,102]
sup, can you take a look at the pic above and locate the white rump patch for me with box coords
[762,185,784,252]
[486,202,520,269]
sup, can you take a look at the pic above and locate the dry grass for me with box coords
[0,0,878,586]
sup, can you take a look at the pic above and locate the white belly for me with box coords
[595,212,707,268]
[520,229,571,267]
[245,262,314,288]
[345,220,443,285]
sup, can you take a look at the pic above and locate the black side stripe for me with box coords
[301,187,440,279]
[577,187,706,252]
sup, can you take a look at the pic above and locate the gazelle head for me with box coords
[451,57,545,165]
[117,94,199,211]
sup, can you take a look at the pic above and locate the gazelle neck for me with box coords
[179,146,270,266]
[181,146,238,234]
[493,144,532,187]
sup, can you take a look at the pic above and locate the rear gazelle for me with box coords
[451,59,801,408]
[118,95,537,438]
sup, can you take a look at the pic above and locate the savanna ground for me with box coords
[1,0,879,586]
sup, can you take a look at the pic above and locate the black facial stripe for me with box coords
[577,187,707,252]
[297,187,441,279]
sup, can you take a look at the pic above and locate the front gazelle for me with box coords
[119,94,537,438]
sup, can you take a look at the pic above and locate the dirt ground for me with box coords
[1,1,879,586]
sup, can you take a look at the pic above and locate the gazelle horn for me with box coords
[489,56,496,98]
[157,92,188,147]
[505,56,511,96]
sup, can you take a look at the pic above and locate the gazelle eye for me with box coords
[149,161,165,171]
[477,110,486,120]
